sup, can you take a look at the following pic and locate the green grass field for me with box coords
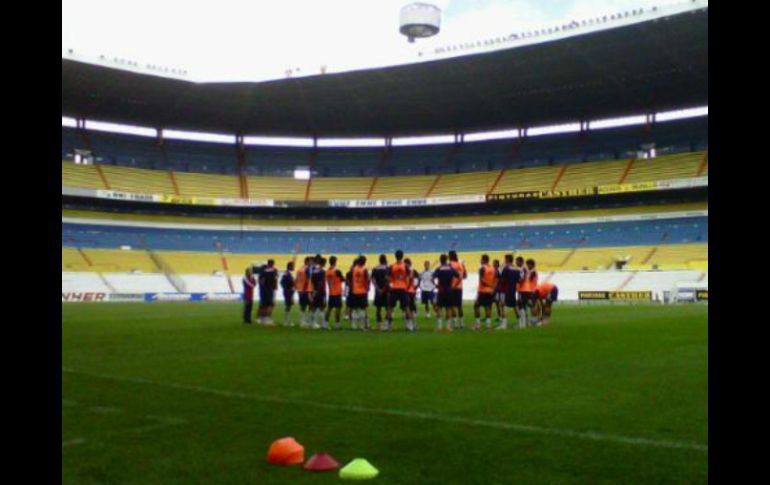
[62,303,708,484]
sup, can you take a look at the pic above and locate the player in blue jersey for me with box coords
[432,254,460,333]
[371,254,390,328]
[257,259,278,325]
[497,254,522,330]
[280,261,295,326]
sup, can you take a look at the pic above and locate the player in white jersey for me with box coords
[419,260,439,319]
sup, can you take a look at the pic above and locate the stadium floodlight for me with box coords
[317,138,385,148]
[399,3,442,43]
[464,128,520,143]
[163,130,234,144]
[527,122,581,137]
[293,168,311,180]
[85,120,156,138]
[62,116,78,128]
[391,134,455,146]
[655,106,708,123]
[244,136,315,147]
[589,115,647,130]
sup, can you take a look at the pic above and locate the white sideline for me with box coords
[63,367,707,453]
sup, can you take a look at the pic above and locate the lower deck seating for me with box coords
[62,243,708,275]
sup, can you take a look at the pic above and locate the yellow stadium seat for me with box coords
[174,172,240,198]
[557,160,628,189]
[492,165,563,193]
[247,176,308,200]
[370,175,436,199]
[63,244,707,274]
[429,171,499,197]
[61,161,105,190]
[624,151,704,183]
[308,177,372,200]
[100,165,175,194]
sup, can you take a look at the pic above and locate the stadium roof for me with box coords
[61,8,707,137]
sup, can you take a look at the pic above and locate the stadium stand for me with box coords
[62,161,106,190]
[369,174,436,199]
[62,216,707,262]
[173,171,241,198]
[308,177,372,200]
[99,164,175,194]
[492,165,564,193]
[556,160,628,189]
[624,151,703,183]
[62,150,707,200]
[62,116,707,177]
[429,171,500,197]
[62,201,707,228]
[247,175,307,200]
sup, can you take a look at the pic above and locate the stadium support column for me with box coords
[236,135,249,199]
[619,157,635,184]
[551,164,568,190]
[697,151,708,176]
[75,118,92,152]
[305,137,318,202]
[157,127,168,169]
[376,137,393,173]
[444,132,463,169]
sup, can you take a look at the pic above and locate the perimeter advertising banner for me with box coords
[578,291,653,301]
[696,290,709,301]
[328,195,485,208]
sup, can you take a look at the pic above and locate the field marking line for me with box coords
[62,367,707,453]
[62,438,86,447]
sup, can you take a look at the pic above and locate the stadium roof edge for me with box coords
[62,8,707,137]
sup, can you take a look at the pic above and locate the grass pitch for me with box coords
[62,303,707,484]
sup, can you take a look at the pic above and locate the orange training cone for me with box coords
[266,437,305,465]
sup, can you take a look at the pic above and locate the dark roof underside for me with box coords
[62,9,707,137]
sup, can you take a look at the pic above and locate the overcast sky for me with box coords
[62,0,685,82]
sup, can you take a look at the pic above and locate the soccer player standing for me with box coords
[497,254,521,330]
[310,256,328,329]
[349,256,371,330]
[325,256,345,330]
[371,254,390,329]
[448,250,467,330]
[405,258,419,330]
[492,259,505,324]
[280,261,296,326]
[385,250,415,331]
[473,254,497,330]
[296,256,313,328]
[420,260,438,320]
[258,260,278,325]
[242,267,257,324]
[522,258,539,326]
[432,254,459,332]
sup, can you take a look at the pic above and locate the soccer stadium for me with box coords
[62,1,708,483]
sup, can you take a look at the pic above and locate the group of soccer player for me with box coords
[244,249,558,331]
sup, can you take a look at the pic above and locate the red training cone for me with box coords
[266,437,305,465]
[303,453,340,472]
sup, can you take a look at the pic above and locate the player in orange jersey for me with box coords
[473,254,497,330]
[532,280,558,326]
[348,256,371,330]
[448,250,467,330]
[325,256,345,330]
[405,258,420,331]
[295,256,313,328]
[385,250,415,331]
